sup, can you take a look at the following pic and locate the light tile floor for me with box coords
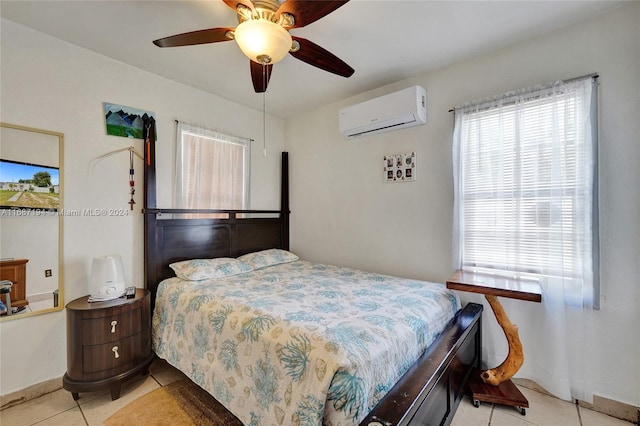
[1,359,633,426]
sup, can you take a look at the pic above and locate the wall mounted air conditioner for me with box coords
[339,85,427,138]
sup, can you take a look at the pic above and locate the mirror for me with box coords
[0,123,64,321]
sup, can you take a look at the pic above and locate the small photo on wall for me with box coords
[383,152,416,182]
[104,102,156,139]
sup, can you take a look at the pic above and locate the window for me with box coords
[175,122,251,211]
[453,76,598,305]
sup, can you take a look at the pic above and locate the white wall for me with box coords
[0,18,285,395]
[286,3,639,407]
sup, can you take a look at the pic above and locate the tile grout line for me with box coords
[150,373,164,388]
[575,399,583,426]
[487,403,495,425]
[76,374,162,426]
[78,400,90,426]
[75,396,91,426]
[27,404,88,426]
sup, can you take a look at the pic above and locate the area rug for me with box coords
[104,380,243,426]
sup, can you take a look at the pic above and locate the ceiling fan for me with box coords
[153,0,355,93]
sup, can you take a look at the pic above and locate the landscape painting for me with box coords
[0,159,60,210]
[104,102,155,139]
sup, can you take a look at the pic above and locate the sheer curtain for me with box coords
[175,122,251,211]
[453,76,598,402]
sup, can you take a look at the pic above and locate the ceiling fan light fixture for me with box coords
[234,19,292,64]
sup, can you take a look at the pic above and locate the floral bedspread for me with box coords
[152,260,460,426]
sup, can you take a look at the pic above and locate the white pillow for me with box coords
[169,257,253,281]
[238,249,299,270]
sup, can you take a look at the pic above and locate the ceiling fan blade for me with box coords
[290,36,354,77]
[250,61,273,93]
[276,0,349,29]
[153,27,234,48]
[222,0,255,14]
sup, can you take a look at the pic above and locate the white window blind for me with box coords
[175,122,251,210]
[453,76,598,304]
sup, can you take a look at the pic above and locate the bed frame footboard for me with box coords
[360,302,483,426]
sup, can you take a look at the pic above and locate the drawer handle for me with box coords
[111,320,117,333]
[112,346,120,359]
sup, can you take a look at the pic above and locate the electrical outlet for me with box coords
[45,269,52,277]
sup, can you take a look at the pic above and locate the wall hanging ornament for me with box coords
[129,149,135,210]
[92,146,143,209]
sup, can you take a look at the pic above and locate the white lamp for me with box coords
[89,255,126,301]
[234,19,292,65]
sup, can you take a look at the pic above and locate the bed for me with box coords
[142,126,482,425]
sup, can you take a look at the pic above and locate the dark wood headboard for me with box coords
[142,119,290,308]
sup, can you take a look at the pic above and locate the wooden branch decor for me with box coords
[481,295,524,385]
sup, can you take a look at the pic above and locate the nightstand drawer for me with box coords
[82,307,142,345]
[83,333,144,373]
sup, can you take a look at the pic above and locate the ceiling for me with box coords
[0,0,624,118]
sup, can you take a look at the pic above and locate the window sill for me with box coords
[446,269,542,302]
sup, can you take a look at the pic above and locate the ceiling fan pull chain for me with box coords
[262,64,267,158]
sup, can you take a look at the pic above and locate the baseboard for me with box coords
[0,377,63,411]
[578,395,640,425]
[27,292,55,303]
[513,378,640,424]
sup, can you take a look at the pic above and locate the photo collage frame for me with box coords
[384,152,416,182]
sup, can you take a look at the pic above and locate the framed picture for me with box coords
[104,102,156,139]
[383,152,416,182]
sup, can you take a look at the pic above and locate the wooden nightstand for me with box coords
[447,270,541,416]
[63,289,155,400]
